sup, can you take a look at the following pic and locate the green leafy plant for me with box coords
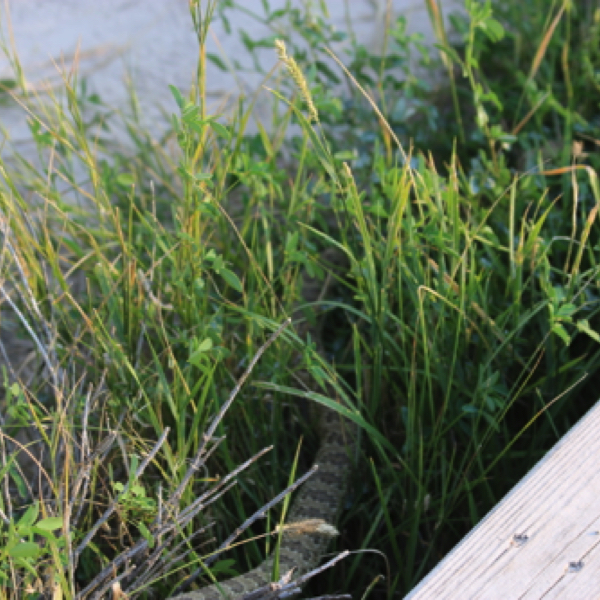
[0,0,599,598]
[0,503,67,597]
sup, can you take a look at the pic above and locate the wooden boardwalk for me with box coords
[405,400,600,599]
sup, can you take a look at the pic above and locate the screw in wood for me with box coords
[511,533,529,547]
[567,561,584,573]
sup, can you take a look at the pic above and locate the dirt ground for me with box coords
[0,0,462,146]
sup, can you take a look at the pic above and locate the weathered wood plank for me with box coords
[405,400,600,599]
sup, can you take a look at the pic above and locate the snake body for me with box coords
[171,250,354,599]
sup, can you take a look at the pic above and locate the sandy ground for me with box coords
[0,0,463,147]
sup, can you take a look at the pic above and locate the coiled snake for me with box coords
[171,250,355,599]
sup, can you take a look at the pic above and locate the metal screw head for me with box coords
[567,561,584,573]
[511,533,529,547]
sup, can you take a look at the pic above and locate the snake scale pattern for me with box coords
[171,250,354,599]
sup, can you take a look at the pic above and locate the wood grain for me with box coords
[406,400,600,599]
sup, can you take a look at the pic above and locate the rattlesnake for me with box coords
[170,249,355,599]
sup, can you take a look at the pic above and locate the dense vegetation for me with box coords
[0,0,598,597]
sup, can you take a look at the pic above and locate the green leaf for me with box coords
[285,231,299,254]
[211,254,225,272]
[552,323,571,346]
[131,484,146,497]
[206,53,227,71]
[481,411,500,432]
[209,120,231,140]
[556,303,577,319]
[211,559,237,577]
[333,150,357,161]
[220,268,243,292]
[188,120,205,135]
[368,202,388,217]
[476,105,489,128]
[197,338,213,353]
[189,338,214,367]
[211,346,231,360]
[482,18,505,42]
[35,517,63,531]
[129,454,139,489]
[8,542,40,559]
[576,320,600,344]
[182,104,200,122]
[10,467,28,498]
[17,502,39,528]
[169,84,185,109]
[116,173,135,188]
[138,523,154,548]
[194,172,213,181]
[289,250,309,265]
[434,42,462,66]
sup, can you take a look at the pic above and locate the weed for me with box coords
[0,0,599,598]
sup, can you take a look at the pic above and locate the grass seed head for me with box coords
[274,39,319,123]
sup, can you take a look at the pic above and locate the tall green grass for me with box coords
[0,0,599,598]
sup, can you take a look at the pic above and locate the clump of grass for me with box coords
[0,0,599,598]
